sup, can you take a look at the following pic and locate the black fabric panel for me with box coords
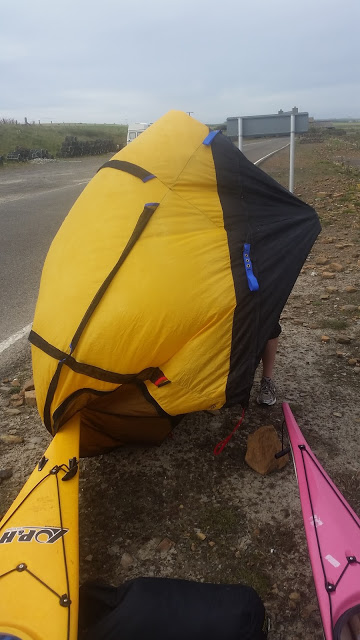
[97,160,155,182]
[211,133,321,407]
[79,578,267,640]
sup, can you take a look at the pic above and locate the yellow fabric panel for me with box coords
[75,216,232,374]
[114,111,209,187]
[172,142,225,228]
[145,308,235,415]
[33,171,167,350]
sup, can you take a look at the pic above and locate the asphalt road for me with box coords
[0,137,289,374]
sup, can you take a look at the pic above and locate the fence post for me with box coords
[289,112,296,192]
[238,117,243,152]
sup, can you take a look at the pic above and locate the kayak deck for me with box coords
[0,416,80,640]
[283,402,360,640]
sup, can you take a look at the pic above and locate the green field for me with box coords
[0,122,128,158]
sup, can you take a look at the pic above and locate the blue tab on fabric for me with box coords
[145,202,160,207]
[202,130,220,146]
[243,243,259,291]
[142,174,156,183]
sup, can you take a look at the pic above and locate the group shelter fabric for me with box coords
[29,110,321,456]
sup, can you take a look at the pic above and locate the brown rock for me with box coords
[340,304,358,312]
[289,592,301,602]
[336,351,344,357]
[336,336,352,344]
[24,390,37,407]
[208,541,216,547]
[5,408,21,416]
[11,399,24,408]
[120,552,134,569]
[0,434,24,444]
[321,335,330,343]
[322,272,335,279]
[328,263,343,272]
[11,378,20,387]
[10,392,23,401]
[157,538,174,553]
[22,377,35,392]
[325,286,338,293]
[245,425,288,475]
[320,294,329,300]
[322,237,336,244]
[196,532,207,541]
[316,256,328,265]
[354,367,360,374]
[301,604,318,619]
[345,286,358,293]
[0,468,13,480]
[348,359,358,366]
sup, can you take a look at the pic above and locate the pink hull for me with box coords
[282,402,360,639]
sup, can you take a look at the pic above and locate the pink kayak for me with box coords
[282,402,360,640]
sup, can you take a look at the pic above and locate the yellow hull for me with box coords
[0,416,80,640]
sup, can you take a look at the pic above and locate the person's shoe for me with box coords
[257,376,276,406]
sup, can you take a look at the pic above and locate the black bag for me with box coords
[79,577,267,640]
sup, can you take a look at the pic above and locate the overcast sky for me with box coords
[1,0,359,125]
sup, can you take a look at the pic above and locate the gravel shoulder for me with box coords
[1,138,359,640]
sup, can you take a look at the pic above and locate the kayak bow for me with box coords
[0,415,80,640]
[283,402,360,640]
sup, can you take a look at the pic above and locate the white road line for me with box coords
[0,180,90,205]
[254,143,290,165]
[0,323,32,355]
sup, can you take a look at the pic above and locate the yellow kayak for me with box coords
[0,415,80,640]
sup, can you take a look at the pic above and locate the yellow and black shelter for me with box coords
[29,110,320,456]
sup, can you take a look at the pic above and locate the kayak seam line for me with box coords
[55,473,71,640]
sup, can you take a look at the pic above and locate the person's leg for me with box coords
[261,337,278,379]
[257,336,279,406]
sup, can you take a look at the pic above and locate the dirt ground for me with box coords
[1,135,359,639]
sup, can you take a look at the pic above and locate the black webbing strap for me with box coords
[97,160,155,182]
[29,330,159,385]
[35,202,160,431]
[70,203,159,352]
